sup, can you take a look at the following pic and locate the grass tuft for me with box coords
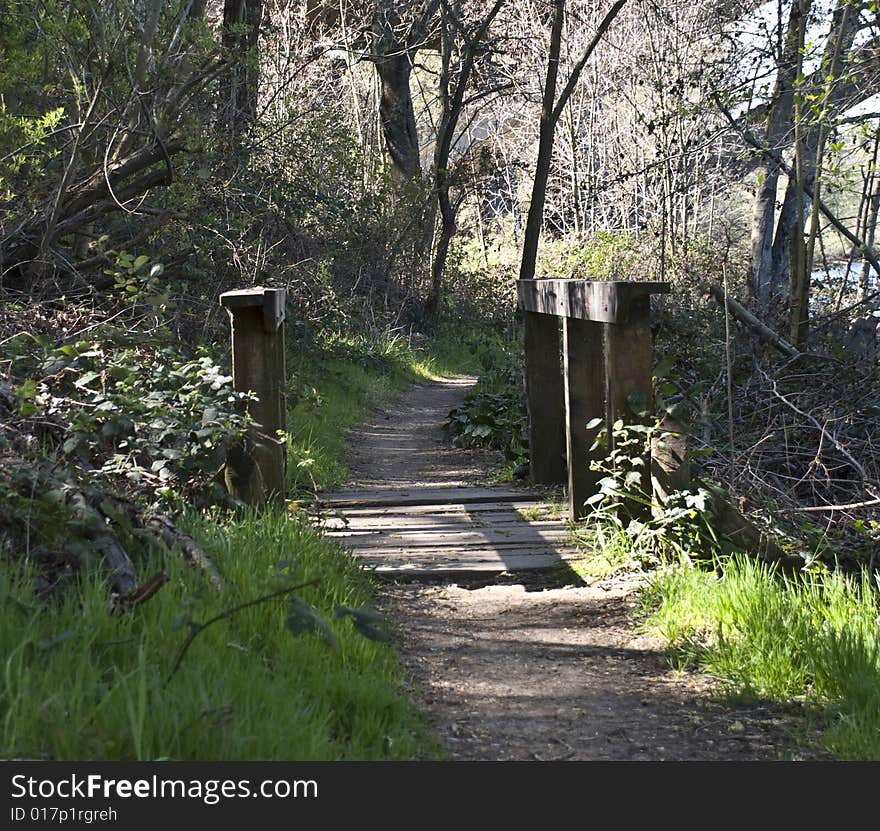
[640,556,880,759]
[0,508,439,760]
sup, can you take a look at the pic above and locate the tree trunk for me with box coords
[748,0,809,306]
[519,0,626,284]
[374,53,421,180]
[425,0,505,318]
[519,0,565,284]
[223,0,263,142]
[369,0,441,182]
[768,0,864,338]
[860,160,880,299]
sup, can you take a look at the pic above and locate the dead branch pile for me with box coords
[702,349,880,568]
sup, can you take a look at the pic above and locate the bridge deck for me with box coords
[310,379,578,578]
[316,486,575,576]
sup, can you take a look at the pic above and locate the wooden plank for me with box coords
[319,515,568,530]
[318,487,531,508]
[342,536,575,552]
[318,500,557,518]
[364,553,564,574]
[517,280,669,324]
[523,310,566,485]
[354,545,570,559]
[329,528,571,548]
[563,317,605,520]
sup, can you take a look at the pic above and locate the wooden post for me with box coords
[517,279,670,521]
[562,318,605,519]
[522,310,566,485]
[219,287,287,506]
[605,294,653,516]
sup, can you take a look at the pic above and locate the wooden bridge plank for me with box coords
[364,554,563,574]
[318,487,533,508]
[326,527,570,545]
[313,491,576,576]
[319,516,568,531]
[318,500,561,518]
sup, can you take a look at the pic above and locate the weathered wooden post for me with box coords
[604,287,653,433]
[522,310,566,485]
[517,279,669,521]
[562,316,605,519]
[219,287,287,506]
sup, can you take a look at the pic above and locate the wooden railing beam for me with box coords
[518,279,668,323]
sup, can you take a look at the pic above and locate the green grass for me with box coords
[640,556,880,759]
[0,317,492,760]
[284,322,484,494]
[1,508,439,760]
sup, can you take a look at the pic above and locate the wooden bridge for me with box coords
[221,280,669,577]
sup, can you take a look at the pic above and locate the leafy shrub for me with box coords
[4,331,251,507]
[446,388,527,458]
[445,331,527,460]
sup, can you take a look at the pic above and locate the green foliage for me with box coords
[4,331,251,507]
[641,557,880,759]
[573,416,723,576]
[444,328,528,461]
[0,104,64,203]
[454,227,644,290]
[0,508,437,760]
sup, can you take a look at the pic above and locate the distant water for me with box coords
[811,263,877,314]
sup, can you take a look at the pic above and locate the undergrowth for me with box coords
[0,300,483,761]
[1,508,438,760]
[640,556,880,759]
[443,323,527,466]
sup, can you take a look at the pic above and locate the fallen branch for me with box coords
[143,514,225,591]
[112,570,169,612]
[46,484,138,598]
[708,283,800,358]
[703,483,804,570]
[795,496,880,513]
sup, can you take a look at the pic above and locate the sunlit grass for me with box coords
[0,317,494,760]
[640,556,880,759]
[0,508,439,760]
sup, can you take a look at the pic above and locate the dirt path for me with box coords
[344,378,829,761]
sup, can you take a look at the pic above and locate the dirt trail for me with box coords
[344,378,828,761]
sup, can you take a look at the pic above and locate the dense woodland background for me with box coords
[3,0,880,761]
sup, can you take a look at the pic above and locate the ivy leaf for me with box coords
[74,371,101,389]
[653,355,676,379]
[334,605,393,644]
[286,597,338,650]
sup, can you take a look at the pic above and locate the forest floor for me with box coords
[341,378,832,761]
